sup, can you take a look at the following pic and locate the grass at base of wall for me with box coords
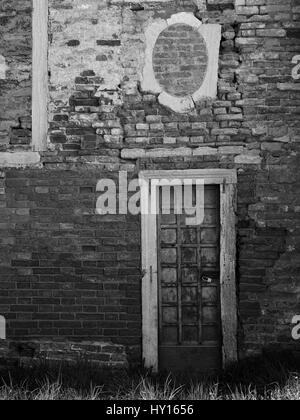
[0,351,299,400]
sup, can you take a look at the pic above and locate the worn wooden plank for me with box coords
[32,0,48,151]
[196,222,203,344]
[220,183,238,365]
[140,176,159,371]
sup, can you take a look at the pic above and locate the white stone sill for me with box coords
[0,152,41,168]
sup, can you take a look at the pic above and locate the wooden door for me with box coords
[157,185,222,374]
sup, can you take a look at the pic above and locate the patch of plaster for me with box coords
[192,24,221,103]
[159,92,195,113]
[48,3,124,113]
[167,12,202,30]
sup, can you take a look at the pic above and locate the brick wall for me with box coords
[0,0,32,150]
[0,0,299,366]
[0,168,141,364]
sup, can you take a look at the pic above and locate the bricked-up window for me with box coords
[153,24,209,98]
[142,12,221,113]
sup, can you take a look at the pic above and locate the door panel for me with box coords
[159,347,221,375]
[157,185,222,374]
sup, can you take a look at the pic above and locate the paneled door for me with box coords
[157,185,222,374]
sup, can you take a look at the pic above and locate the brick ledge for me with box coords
[0,340,128,369]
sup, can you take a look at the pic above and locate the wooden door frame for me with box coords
[32,0,48,152]
[140,169,238,372]
[0,0,48,166]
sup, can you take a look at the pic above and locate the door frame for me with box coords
[140,169,238,372]
[32,0,48,151]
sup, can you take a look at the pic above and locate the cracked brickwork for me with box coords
[0,0,299,366]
